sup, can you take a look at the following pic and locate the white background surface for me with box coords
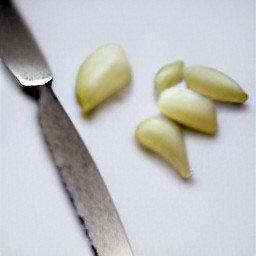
[0,0,255,255]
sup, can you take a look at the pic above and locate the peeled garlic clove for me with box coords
[75,44,132,114]
[135,116,192,179]
[154,60,184,97]
[184,66,248,103]
[158,87,217,135]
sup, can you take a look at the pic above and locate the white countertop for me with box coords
[1,0,255,255]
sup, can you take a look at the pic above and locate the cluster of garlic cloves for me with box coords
[135,61,248,179]
[75,46,248,179]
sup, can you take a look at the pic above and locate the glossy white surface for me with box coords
[1,0,255,255]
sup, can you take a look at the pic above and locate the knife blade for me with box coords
[0,2,134,256]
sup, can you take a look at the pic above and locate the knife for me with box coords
[0,2,134,256]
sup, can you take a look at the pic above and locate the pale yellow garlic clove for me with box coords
[154,60,184,97]
[158,87,217,135]
[135,116,192,179]
[75,44,132,114]
[184,66,248,103]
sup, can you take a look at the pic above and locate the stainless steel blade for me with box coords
[0,2,133,256]
[39,86,133,256]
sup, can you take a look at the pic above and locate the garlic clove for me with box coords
[154,60,184,97]
[75,44,132,114]
[184,66,248,103]
[158,87,217,135]
[135,116,192,179]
